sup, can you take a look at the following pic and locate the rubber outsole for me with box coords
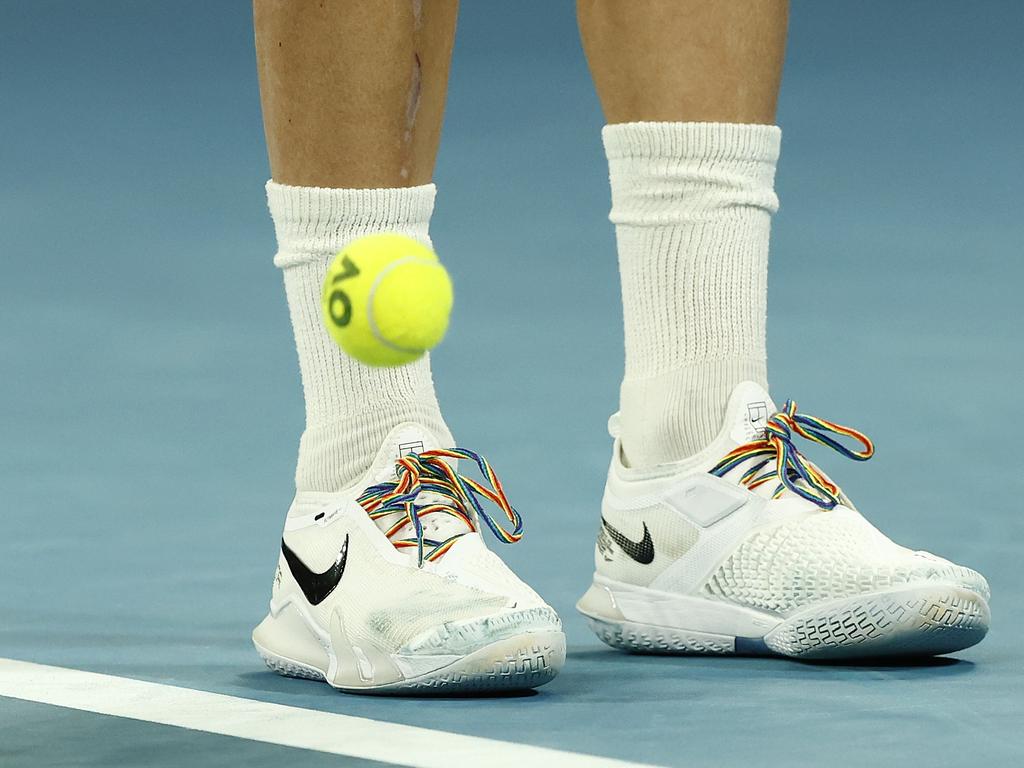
[255,630,566,695]
[580,584,989,660]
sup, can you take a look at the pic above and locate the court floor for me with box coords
[2,235,1022,765]
[3,111,1022,768]
[1,298,1021,767]
[3,2,1023,765]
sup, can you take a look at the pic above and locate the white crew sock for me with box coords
[604,122,781,467]
[267,181,453,492]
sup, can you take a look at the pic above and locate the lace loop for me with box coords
[710,400,874,509]
[357,448,523,566]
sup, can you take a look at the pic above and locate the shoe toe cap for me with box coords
[907,551,991,602]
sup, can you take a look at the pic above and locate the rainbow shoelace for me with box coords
[709,400,874,509]
[357,448,523,566]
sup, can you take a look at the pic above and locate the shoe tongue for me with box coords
[723,381,777,450]
[365,423,447,486]
[716,383,824,507]
[362,423,473,555]
[709,382,784,501]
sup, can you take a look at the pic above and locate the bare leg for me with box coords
[254,0,459,188]
[577,0,788,124]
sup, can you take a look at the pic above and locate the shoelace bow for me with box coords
[709,400,874,509]
[357,448,523,566]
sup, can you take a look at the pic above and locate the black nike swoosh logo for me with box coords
[281,533,349,606]
[601,518,654,565]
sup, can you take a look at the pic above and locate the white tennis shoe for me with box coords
[254,423,565,693]
[578,382,990,659]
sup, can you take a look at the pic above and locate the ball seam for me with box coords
[366,255,445,354]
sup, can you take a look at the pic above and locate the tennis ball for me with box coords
[321,233,453,367]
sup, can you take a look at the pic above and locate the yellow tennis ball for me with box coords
[321,233,453,367]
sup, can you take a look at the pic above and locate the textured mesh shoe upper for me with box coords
[701,506,990,615]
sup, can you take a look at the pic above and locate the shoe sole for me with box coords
[252,602,565,695]
[254,630,565,694]
[578,579,989,660]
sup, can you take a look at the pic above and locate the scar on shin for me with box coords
[404,52,422,145]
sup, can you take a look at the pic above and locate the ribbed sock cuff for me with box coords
[267,181,437,267]
[603,121,781,163]
[603,122,780,225]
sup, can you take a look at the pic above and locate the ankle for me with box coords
[619,359,766,467]
[296,402,452,493]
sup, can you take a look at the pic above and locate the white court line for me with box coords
[0,658,659,768]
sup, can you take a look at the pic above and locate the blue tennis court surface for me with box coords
[2,1,1022,765]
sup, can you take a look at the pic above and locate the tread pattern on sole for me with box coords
[258,652,325,682]
[585,586,989,660]
[765,588,989,658]
[587,620,734,655]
